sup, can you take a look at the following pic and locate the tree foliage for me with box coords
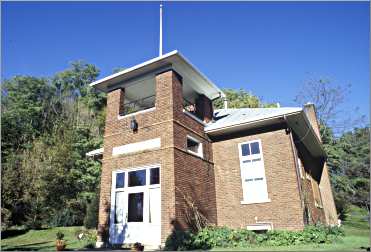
[295,77,369,218]
[213,88,278,109]
[1,61,105,229]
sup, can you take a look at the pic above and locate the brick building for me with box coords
[88,51,338,248]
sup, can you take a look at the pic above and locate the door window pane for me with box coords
[116,172,125,188]
[128,192,144,222]
[115,192,125,223]
[150,168,160,185]
[241,144,250,156]
[128,170,146,187]
[250,142,260,155]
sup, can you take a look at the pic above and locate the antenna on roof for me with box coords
[159,2,163,56]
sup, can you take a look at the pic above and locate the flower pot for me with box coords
[56,239,66,251]
[131,243,144,251]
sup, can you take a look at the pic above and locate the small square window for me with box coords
[186,136,203,157]
[150,168,160,185]
[250,142,260,155]
[116,173,125,188]
[241,144,250,156]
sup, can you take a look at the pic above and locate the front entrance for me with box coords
[110,165,161,246]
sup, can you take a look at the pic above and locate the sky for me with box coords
[2,1,370,124]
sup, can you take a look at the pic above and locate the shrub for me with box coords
[164,230,194,251]
[56,231,64,240]
[84,194,99,229]
[164,224,344,250]
[193,226,256,249]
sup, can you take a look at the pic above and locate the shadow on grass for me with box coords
[1,241,54,251]
[1,229,29,239]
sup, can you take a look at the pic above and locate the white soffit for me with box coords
[90,50,223,100]
[112,138,161,156]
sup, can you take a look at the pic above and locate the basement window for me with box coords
[186,135,203,158]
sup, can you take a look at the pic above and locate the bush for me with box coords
[164,224,344,250]
[164,230,194,251]
[56,231,65,240]
[193,226,256,249]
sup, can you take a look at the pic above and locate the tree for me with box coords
[294,77,365,136]
[1,61,105,228]
[213,88,278,109]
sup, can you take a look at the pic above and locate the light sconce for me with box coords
[130,117,138,132]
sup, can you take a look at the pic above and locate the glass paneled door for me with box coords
[110,166,161,246]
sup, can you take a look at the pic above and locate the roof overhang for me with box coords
[90,50,224,101]
[206,110,326,158]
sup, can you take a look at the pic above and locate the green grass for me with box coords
[1,226,95,251]
[213,206,370,251]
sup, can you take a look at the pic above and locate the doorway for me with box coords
[109,165,161,246]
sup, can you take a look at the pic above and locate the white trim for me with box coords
[183,109,206,125]
[117,107,155,120]
[86,148,104,157]
[186,135,203,158]
[112,138,161,156]
[241,199,271,205]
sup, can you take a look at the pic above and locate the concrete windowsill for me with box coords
[241,199,271,205]
[117,107,155,120]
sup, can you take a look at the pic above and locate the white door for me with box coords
[110,166,161,246]
[239,140,269,203]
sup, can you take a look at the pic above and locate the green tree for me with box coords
[213,88,278,109]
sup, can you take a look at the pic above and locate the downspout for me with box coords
[284,115,304,209]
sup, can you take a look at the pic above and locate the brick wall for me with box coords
[97,69,217,245]
[303,104,338,225]
[212,128,305,230]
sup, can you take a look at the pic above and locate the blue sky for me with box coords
[2,1,370,123]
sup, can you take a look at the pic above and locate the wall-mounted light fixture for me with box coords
[130,117,138,132]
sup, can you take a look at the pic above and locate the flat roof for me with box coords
[90,50,224,100]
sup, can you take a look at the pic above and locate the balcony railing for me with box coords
[120,95,155,116]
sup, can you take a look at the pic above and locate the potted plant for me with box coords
[132,242,144,251]
[55,231,66,251]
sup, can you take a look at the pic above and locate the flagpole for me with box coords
[159,3,163,56]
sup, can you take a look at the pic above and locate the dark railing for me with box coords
[120,95,156,116]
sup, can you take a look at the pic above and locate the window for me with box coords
[239,140,270,204]
[150,168,160,185]
[186,135,203,158]
[116,172,125,188]
[127,192,144,222]
[311,179,323,208]
[128,170,146,187]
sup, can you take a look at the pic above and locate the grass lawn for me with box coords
[1,226,94,251]
[1,206,369,251]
